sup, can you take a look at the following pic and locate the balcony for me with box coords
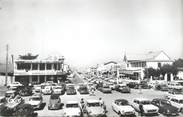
[14,69,65,76]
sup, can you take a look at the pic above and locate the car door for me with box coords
[132,100,139,111]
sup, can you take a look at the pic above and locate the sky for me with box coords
[0,0,182,68]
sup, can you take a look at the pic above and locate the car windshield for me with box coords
[30,97,41,101]
[87,102,100,107]
[141,101,151,105]
[53,87,61,89]
[179,100,183,104]
[50,95,59,99]
[66,103,79,108]
[118,100,129,105]
[103,86,109,88]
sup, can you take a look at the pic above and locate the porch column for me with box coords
[45,63,47,70]
[29,76,32,83]
[38,75,40,83]
[164,74,167,82]
[44,75,46,82]
[30,63,32,70]
[38,63,40,70]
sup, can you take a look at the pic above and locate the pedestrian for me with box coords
[99,97,104,106]
[139,104,144,116]
[80,98,85,110]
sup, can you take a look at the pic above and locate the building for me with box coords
[14,54,68,85]
[120,51,174,80]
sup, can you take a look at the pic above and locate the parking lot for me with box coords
[1,73,183,117]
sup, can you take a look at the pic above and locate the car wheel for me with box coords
[118,112,122,117]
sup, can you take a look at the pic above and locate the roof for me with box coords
[86,99,99,103]
[125,51,173,62]
[66,101,78,104]
[134,98,150,101]
[104,61,117,65]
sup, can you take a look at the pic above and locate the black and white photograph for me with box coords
[0,0,183,117]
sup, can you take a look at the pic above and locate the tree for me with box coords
[144,67,160,78]
[160,64,178,77]
[173,58,183,68]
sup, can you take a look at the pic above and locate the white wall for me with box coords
[177,71,183,79]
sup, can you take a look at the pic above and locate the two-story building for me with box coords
[119,51,174,80]
[14,54,68,85]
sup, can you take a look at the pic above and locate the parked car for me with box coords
[42,86,52,95]
[85,99,107,117]
[78,85,89,94]
[0,96,6,106]
[52,86,64,95]
[7,82,23,89]
[100,84,112,93]
[152,98,179,116]
[33,85,42,94]
[167,95,183,112]
[108,83,117,90]
[48,94,61,110]
[16,86,33,96]
[117,86,131,93]
[155,84,169,91]
[127,82,139,89]
[63,101,82,117]
[132,98,159,115]
[168,88,183,95]
[112,99,135,116]
[28,93,43,110]
[66,87,77,95]
[168,82,183,89]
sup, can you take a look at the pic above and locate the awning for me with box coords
[119,70,134,75]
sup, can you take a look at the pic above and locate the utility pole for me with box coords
[5,44,8,86]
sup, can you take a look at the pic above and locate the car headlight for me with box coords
[167,109,170,113]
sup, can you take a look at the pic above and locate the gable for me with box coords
[154,51,171,61]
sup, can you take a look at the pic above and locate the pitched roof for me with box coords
[125,51,172,62]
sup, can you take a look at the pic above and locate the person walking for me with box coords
[139,104,144,116]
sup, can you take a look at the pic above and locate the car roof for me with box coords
[115,99,128,102]
[134,98,150,101]
[66,101,78,104]
[6,90,16,93]
[0,96,5,99]
[86,99,99,103]
[170,95,183,100]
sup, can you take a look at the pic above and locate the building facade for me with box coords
[14,55,68,85]
[120,51,174,80]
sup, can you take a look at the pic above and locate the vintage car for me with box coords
[168,88,183,95]
[112,99,135,116]
[63,101,82,117]
[5,90,17,99]
[168,82,183,89]
[33,85,42,94]
[7,82,23,89]
[42,86,52,95]
[152,98,179,116]
[132,98,159,115]
[155,84,169,91]
[0,96,6,106]
[100,84,112,93]
[52,86,63,95]
[167,95,183,112]
[117,86,131,93]
[48,94,61,110]
[66,86,77,95]
[85,99,107,117]
[78,85,89,94]
[28,93,43,110]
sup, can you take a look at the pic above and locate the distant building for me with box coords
[120,51,173,80]
[14,54,68,85]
